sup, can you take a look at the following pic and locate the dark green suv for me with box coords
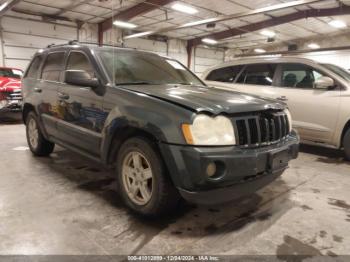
[22,42,299,216]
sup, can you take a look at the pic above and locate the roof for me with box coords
[36,42,165,57]
[4,0,350,51]
[202,56,327,75]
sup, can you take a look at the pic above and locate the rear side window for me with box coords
[206,65,243,83]
[237,64,276,86]
[41,52,65,82]
[26,56,43,79]
[66,52,94,78]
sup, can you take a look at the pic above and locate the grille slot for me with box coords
[5,90,22,101]
[233,111,290,147]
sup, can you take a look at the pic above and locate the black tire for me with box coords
[344,128,350,161]
[116,137,180,216]
[26,111,55,157]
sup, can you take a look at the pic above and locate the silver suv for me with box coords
[203,57,350,159]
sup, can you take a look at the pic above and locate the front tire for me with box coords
[26,112,55,156]
[116,137,180,216]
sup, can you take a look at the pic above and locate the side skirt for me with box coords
[50,137,103,164]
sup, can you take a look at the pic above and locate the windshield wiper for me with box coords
[167,82,193,86]
[175,82,192,86]
[116,81,154,86]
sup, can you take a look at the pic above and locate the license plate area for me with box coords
[269,149,289,171]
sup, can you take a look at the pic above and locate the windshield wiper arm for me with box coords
[170,82,204,86]
[176,82,192,86]
[116,81,154,86]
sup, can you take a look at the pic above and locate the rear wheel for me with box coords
[26,112,55,156]
[116,137,180,216]
[343,128,350,161]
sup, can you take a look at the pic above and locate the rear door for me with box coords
[35,52,66,138]
[205,65,244,90]
[56,51,105,155]
[274,63,341,144]
[232,63,279,99]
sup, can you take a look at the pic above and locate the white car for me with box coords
[203,57,350,159]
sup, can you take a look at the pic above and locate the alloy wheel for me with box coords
[28,118,39,149]
[122,151,153,206]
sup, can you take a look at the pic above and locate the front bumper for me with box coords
[160,133,299,205]
[0,100,22,113]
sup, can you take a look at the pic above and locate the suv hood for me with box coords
[122,85,285,115]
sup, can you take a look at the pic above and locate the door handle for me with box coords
[58,93,70,100]
[34,87,42,93]
[276,96,288,101]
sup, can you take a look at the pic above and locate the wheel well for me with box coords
[107,126,160,166]
[22,103,35,124]
[107,126,177,187]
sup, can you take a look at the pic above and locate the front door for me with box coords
[274,63,341,145]
[56,51,106,155]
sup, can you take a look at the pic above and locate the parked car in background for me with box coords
[21,42,299,216]
[0,67,23,114]
[203,57,350,160]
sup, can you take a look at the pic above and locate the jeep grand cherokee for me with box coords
[22,42,299,216]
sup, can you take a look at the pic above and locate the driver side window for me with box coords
[66,52,94,79]
[280,63,326,89]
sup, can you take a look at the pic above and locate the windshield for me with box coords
[0,68,23,79]
[322,63,350,82]
[97,49,204,86]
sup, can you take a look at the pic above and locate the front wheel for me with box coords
[343,128,350,161]
[116,137,180,216]
[26,112,55,156]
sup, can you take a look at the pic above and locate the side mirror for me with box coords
[314,76,335,90]
[65,70,100,89]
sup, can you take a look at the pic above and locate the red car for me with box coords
[0,67,23,113]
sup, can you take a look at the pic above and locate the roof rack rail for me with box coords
[76,41,131,48]
[46,40,133,49]
[47,40,80,48]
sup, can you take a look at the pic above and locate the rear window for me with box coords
[26,56,43,79]
[237,64,276,86]
[206,65,243,83]
[41,52,65,82]
[0,68,23,79]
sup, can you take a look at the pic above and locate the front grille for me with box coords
[7,90,22,101]
[233,111,290,147]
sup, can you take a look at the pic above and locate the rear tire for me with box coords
[26,111,55,156]
[344,128,350,161]
[116,137,180,216]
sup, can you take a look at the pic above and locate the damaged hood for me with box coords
[122,84,285,115]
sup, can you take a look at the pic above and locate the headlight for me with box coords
[0,100,8,109]
[284,109,292,133]
[182,114,236,146]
